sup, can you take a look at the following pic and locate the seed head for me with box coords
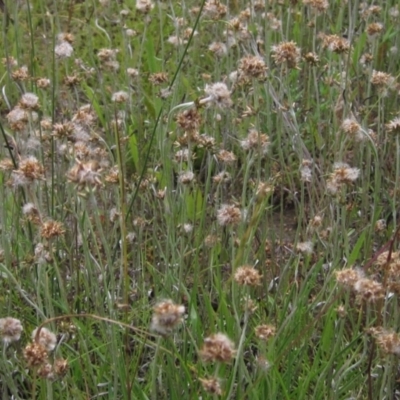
[55,41,74,59]
[24,342,48,367]
[386,117,400,134]
[209,42,228,58]
[199,333,236,363]
[335,268,362,288]
[176,108,202,132]
[19,93,40,110]
[354,278,385,302]
[255,324,276,341]
[240,129,270,153]
[111,91,129,103]
[136,0,154,13]
[178,171,195,185]
[217,204,241,226]
[271,41,301,69]
[303,0,329,13]
[217,149,237,164]
[54,358,69,377]
[238,55,267,80]
[366,22,384,37]
[67,160,103,187]
[41,220,65,239]
[321,34,350,54]
[32,327,58,352]
[0,317,23,344]
[368,328,400,356]
[150,299,185,336]
[201,82,232,109]
[199,377,223,395]
[234,265,262,286]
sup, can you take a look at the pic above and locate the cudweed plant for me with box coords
[1,0,400,399]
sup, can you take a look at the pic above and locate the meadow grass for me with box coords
[1,0,400,398]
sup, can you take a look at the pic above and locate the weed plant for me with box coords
[1,0,400,399]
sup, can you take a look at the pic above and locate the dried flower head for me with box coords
[150,299,185,336]
[335,268,362,288]
[111,91,129,103]
[149,72,168,85]
[19,93,40,110]
[238,55,267,80]
[23,203,41,224]
[6,106,29,131]
[67,160,102,187]
[54,358,69,377]
[240,129,270,153]
[321,34,350,53]
[55,41,74,58]
[368,328,400,355]
[24,342,48,367]
[200,82,233,109]
[217,204,241,226]
[354,278,385,302]
[12,66,29,81]
[0,317,23,344]
[217,149,237,164]
[209,42,228,58]
[199,333,236,363]
[199,377,223,395]
[41,220,65,239]
[303,0,329,13]
[255,324,276,340]
[176,108,202,132]
[203,0,227,20]
[304,52,320,65]
[271,41,301,69]
[178,171,195,184]
[234,265,262,286]
[366,22,384,37]
[136,0,154,13]
[11,157,45,187]
[370,70,396,96]
[32,327,57,352]
[386,117,400,134]
[326,162,360,194]
[296,241,314,255]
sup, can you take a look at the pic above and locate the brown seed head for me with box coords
[0,317,23,344]
[24,342,48,367]
[271,41,301,68]
[199,333,236,363]
[176,108,202,132]
[217,204,241,226]
[199,377,223,395]
[150,299,185,336]
[41,220,65,240]
[234,265,262,286]
[255,324,276,340]
[335,268,362,288]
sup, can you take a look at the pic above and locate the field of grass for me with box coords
[1,0,400,398]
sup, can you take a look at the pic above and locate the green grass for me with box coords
[1,0,400,398]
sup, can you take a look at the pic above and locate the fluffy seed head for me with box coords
[0,317,23,344]
[255,324,276,340]
[32,327,58,351]
[24,342,48,367]
[199,377,223,395]
[234,265,262,286]
[201,83,232,109]
[150,299,185,336]
[217,204,241,226]
[271,41,301,68]
[199,333,236,363]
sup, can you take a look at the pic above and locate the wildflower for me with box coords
[335,268,362,288]
[368,328,400,355]
[200,82,232,109]
[150,299,185,336]
[149,72,168,85]
[11,156,45,186]
[136,0,154,13]
[271,41,301,69]
[354,278,385,301]
[54,358,69,377]
[23,203,41,224]
[304,52,319,65]
[41,220,65,239]
[111,91,129,103]
[176,108,202,132]
[20,93,40,110]
[203,0,227,20]
[0,317,23,344]
[32,327,57,352]
[178,171,195,184]
[38,363,54,379]
[209,42,228,57]
[6,106,29,131]
[303,0,329,13]
[367,22,384,38]
[238,55,267,80]
[24,342,48,368]
[296,241,314,255]
[199,377,223,395]
[55,41,73,58]
[67,160,102,187]
[217,204,241,226]
[217,149,237,164]
[386,117,400,134]
[341,118,365,141]
[326,162,360,194]
[255,324,276,340]
[199,333,236,363]
[321,34,350,54]
[240,129,270,153]
[234,265,262,286]
[11,66,29,81]
[370,70,396,96]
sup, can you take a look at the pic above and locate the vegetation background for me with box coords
[1,0,400,398]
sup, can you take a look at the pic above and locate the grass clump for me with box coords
[1,0,400,399]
